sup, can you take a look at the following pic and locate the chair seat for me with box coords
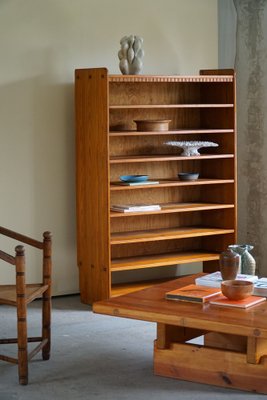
[0,284,49,306]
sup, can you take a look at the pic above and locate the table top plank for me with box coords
[93,274,267,338]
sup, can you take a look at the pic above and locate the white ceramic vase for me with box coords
[228,245,256,275]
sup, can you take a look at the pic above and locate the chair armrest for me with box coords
[0,249,15,265]
[0,226,43,249]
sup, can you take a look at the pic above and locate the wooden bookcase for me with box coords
[75,68,237,304]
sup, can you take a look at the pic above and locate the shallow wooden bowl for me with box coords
[221,280,254,300]
[134,119,171,132]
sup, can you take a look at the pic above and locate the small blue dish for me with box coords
[120,175,149,183]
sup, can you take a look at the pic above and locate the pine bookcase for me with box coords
[75,68,237,304]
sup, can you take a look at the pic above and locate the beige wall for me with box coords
[0,0,218,295]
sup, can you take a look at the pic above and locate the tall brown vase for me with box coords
[219,248,241,280]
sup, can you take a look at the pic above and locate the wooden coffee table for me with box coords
[93,274,267,394]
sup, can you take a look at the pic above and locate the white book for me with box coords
[195,271,258,288]
[115,180,160,186]
[111,208,160,213]
[112,203,160,209]
[253,278,267,296]
[111,203,161,211]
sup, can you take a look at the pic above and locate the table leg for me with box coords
[156,323,204,349]
[204,332,247,352]
[154,329,267,394]
[247,336,267,364]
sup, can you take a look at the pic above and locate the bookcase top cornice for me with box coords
[109,75,233,83]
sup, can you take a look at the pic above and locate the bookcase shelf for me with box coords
[110,227,235,245]
[110,202,234,217]
[110,154,234,163]
[111,278,174,298]
[110,104,234,109]
[109,129,234,137]
[75,68,237,304]
[110,179,235,190]
[111,251,221,272]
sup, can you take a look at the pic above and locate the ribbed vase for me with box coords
[228,245,256,275]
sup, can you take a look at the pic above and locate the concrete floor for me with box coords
[0,295,266,400]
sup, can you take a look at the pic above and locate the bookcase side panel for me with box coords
[75,68,110,303]
[201,70,237,273]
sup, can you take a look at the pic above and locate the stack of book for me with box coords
[111,203,161,213]
[195,271,258,287]
[195,271,267,297]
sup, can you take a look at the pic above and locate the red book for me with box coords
[210,295,266,309]
[165,284,221,303]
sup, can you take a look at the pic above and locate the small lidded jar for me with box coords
[219,247,241,281]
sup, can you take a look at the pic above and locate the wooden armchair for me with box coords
[0,226,52,385]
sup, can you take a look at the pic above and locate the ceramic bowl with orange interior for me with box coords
[221,280,254,301]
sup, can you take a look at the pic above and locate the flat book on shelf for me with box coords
[111,203,161,212]
[195,271,258,288]
[114,180,159,186]
[210,295,266,309]
[165,284,221,303]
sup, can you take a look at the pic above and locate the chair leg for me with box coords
[15,245,28,385]
[42,231,52,361]
[42,291,51,360]
[17,305,28,385]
